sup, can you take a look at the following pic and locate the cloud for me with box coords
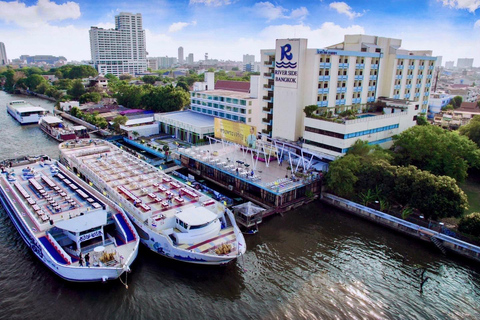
[439,0,480,13]
[329,2,363,19]
[168,21,197,33]
[253,2,309,22]
[475,19,480,28]
[0,0,81,28]
[189,0,232,6]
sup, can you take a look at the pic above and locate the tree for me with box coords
[119,74,133,81]
[68,79,86,100]
[25,74,47,91]
[458,212,480,237]
[79,92,102,104]
[452,96,463,109]
[325,155,361,198]
[459,115,480,147]
[416,115,428,126]
[303,105,318,117]
[36,82,50,94]
[176,81,189,92]
[112,115,128,133]
[142,75,157,85]
[393,125,480,182]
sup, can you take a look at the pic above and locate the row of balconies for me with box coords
[318,88,329,94]
[319,62,331,68]
[336,87,347,93]
[262,96,273,103]
[263,84,274,91]
[317,101,328,107]
[354,75,364,81]
[262,107,272,114]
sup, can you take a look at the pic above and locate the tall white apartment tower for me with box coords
[178,47,184,64]
[187,53,194,64]
[0,42,7,65]
[89,12,147,76]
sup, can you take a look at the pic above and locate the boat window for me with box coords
[190,222,211,230]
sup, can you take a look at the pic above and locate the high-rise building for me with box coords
[243,54,255,65]
[158,56,177,69]
[445,61,454,69]
[89,12,147,76]
[0,42,7,65]
[457,58,474,69]
[147,57,159,71]
[187,53,194,64]
[178,47,184,64]
[260,35,436,157]
[435,56,442,68]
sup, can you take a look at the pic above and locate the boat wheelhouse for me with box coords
[59,139,246,265]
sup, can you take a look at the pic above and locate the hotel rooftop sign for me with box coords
[274,39,300,89]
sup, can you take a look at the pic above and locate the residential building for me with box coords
[428,91,453,116]
[178,47,184,64]
[259,35,436,158]
[187,53,194,64]
[89,12,147,76]
[0,42,7,65]
[158,56,177,69]
[190,72,262,131]
[147,57,159,71]
[457,58,474,69]
[445,61,455,69]
[436,56,442,68]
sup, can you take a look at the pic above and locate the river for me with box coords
[0,91,479,320]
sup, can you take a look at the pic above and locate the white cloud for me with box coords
[329,2,363,19]
[440,0,480,13]
[0,0,81,28]
[168,21,197,33]
[253,2,309,21]
[189,0,232,6]
[474,19,480,28]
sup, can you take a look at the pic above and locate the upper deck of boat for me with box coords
[60,140,223,226]
[0,160,108,237]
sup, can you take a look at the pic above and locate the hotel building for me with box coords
[89,12,147,76]
[259,35,436,158]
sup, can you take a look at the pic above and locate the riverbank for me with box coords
[321,193,480,263]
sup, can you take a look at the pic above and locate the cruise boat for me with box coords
[38,116,77,142]
[0,156,140,282]
[59,139,247,265]
[7,100,47,125]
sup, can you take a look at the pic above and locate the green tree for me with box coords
[68,79,86,100]
[112,115,128,133]
[176,81,189,92]
[142,75,157,85]
[459,115,480,147]
[119,74,133,81]
[36,82,50,95]
[325,155,361,198]
[25,74,47,91]
[303,105,318,117]
[416,115,428,126]
[79,92,102,104]
[393,125,480,182]
[458,212,480,237]
[452,96,463,109]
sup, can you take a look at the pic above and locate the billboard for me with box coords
[214,118,257,149]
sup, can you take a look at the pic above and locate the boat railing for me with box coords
[107,232,118,247]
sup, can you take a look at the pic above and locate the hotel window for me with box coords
[248,118,252,122]
[248,109,252,114]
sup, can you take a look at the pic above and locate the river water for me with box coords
[0,91,479,320]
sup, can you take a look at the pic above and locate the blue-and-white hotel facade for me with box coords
[259,35,437,158]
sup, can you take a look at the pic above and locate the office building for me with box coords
[0,42,7,65]
[178,47,184,64]
[147,57,159,71]
[259,35,436,157]
[89,12,147,76]
[457,58,474,69]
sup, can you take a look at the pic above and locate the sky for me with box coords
[1,0,480,66]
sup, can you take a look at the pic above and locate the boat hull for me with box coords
[7,107,44,125]
[38,123,76,142]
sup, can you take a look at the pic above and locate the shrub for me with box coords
[458,212,480,237]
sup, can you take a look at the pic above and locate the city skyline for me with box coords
[0,0,479,66]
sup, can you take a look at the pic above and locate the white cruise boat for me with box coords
[0,156,140,282]
[6,100,47,124]
[59,139,247,265]
[39,116,77,142]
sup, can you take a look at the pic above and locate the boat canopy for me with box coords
[232,201,265,217]
[16,106,46,113]
[42,116,63,124]
[55,211,107,233]
[73,125,87,130]
[175,206,217,226]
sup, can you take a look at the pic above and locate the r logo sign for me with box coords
[280,44,292,61]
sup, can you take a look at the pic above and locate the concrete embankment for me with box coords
[54,110,110,136]
[16,89,56,102]
[321,193,480,263]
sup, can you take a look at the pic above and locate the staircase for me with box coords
[430,236,447,255]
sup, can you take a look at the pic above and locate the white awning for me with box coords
[55,211,107,233]
[42,116,63,124]
[175,206,217,226]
